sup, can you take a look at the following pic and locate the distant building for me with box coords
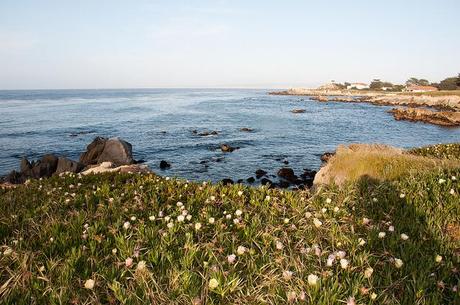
[347,83,369,90]
[405,85,438,92]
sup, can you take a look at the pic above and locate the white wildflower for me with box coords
[400,233,409,240]
[208,217,215,224]
[237,246,246,255]
[435,255,443,263]
[394,258,403,268]
[282,270,293,280]
[378,232,386,239]
[227,254,236,264]
[340,258,349,269]
[313,218,322,228]
[125,257,133,268]
[307,274,318,286]
[364,267,373,278]
[84,279,95,289]
[195,223,202,230]
[209,278,219,289]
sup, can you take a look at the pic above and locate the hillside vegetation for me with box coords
[0,144,459,304]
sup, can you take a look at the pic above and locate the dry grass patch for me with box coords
[314,144,460,186]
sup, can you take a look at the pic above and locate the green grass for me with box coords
[409,143,460,160]
[1,146,460,304]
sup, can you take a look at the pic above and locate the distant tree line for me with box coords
[404,74,460,90]
[336,74,460,91]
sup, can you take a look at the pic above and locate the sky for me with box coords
[0,0,459,89]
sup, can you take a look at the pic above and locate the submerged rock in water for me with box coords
[291,109,306,113]
[261,178,273,185]
[255,169,267,179]
[198,130,218,136]
[221,144,238,152]
[160,160,171,169]
[277,167,297,183]
[240,127,253,132]
[220,178,234,185]
[246,177,255,183]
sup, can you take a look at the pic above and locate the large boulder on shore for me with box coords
[55,157,84,174]
[79,137,134,166]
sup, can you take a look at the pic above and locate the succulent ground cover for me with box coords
[0,144,459,304]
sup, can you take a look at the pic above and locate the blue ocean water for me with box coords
[0,88,459,182]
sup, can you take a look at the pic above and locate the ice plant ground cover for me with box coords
[0,145,459,304]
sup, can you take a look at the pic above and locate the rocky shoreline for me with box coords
[270,88,460,126]
[1,137,327,190]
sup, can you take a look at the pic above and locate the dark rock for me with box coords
[4,170,25,184]
[237,179,244,184]
[255,169,267,179]
[261,178,273,185]
[191,130,198,134]
[200,160,208,164]
[240,128,253,132]
[20,157,32,172]
[79,137,107,165]
[283,160,289,165]
[55,157,84,174]
[277,167,297,183]
[278,180,290,188]
[160,160,171,169]
[320,152,335,163]
[303,178,314,188]
[134,159,146,164]
[198,131,218,136]
[246,177,255,183]
[291,109,306,113]
[30,154,59,178]
[97,137,134,166]
[220,144,238,152]
[220,178,234,185]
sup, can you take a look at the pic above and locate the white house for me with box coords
[347,83,369,90]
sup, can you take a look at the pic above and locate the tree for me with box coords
[405,77,430,86]
[438,76,459,90]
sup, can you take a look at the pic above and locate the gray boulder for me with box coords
[96,137,134,166]
[79,137,107,165]
[55,157,84,174]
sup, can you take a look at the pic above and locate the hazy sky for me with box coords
[1,0,459,89]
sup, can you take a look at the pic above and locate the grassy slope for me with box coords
[0,145,459,304]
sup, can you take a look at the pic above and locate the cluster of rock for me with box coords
[389,107,460,127]
[219,166,318,189]
[2,137,142,184]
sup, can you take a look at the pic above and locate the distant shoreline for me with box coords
[269,88,460,126]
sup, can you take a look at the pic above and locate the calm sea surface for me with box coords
[1,89,459,182]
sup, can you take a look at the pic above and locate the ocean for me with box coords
[1,88,459,182]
